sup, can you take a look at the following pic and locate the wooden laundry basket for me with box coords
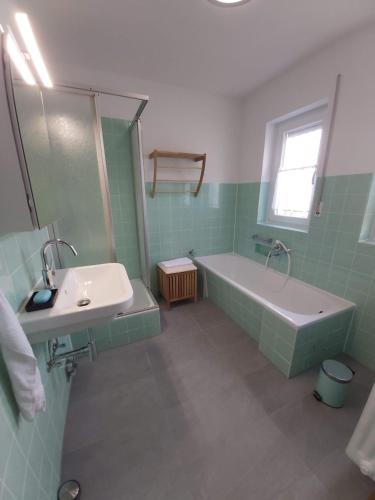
[157,263,197,308]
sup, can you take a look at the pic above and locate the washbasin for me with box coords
[19,263,133,344]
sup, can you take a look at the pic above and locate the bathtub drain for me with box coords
[77,298,91,307]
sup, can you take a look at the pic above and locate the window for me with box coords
[272,124,322,219]
[359,176,375,244]
[260,104,327,231]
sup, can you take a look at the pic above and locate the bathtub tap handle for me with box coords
[274,240,292,255]
[267,240,292,276]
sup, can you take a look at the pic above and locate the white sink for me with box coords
[19,263,133,344]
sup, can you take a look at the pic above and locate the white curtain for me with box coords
[346,383,375,482]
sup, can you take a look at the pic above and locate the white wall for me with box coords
[54,64,242,183]
[239,22,375,182]
[5,12,374,187]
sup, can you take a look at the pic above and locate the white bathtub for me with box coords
[195,253,355,329]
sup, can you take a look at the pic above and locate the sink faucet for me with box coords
[41,239,78,289]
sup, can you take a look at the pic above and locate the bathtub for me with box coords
[195,253,355,377]
[195,253,354,329]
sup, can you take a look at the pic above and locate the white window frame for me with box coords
[263,103,328,231]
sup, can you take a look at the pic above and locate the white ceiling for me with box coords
[18,0,375,97]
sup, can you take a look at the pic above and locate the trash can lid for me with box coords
[322,360,353,384]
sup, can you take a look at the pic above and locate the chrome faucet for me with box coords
[41,239,78,289]
[272,240,292,257]
[265,239,292,276]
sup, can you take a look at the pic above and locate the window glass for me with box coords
[271,125,322,222]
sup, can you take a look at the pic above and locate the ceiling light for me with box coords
[208,0,251,6]
[6,32,36,85]
[15,12,53,88]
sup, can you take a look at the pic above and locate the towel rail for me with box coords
[149,149,206,197]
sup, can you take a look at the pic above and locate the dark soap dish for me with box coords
[25,289,59,312]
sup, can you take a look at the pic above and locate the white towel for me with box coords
[0,290,46,421]
[160,257,193,268]
[346,382,375,481]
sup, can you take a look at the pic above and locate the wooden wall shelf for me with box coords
[149,149,206,197]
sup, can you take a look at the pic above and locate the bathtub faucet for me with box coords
[265,239,292,276]
[273,240,292,256]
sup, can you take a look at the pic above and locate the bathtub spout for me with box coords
[265,240,292,276]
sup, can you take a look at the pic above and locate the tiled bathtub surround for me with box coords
[101,117,141,279]
[0,230,71,500]
[71,309,161,353]
[146,182,237,290]
[205,270,353,377]
[234,174,375,370]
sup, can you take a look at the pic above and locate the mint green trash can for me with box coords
[313,360,354,408]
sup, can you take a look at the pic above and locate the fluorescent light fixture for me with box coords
[6,32,36,85]
[15,12,53,87]
[209,0,251,5]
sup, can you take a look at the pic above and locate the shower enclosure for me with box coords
[8,75,160,350]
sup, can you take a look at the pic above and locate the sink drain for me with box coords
[77,298,91,307]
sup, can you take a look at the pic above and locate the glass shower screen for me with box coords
[13,85,114,267]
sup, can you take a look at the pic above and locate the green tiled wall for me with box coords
[204,269,353,377]
[204,269,262,342]
[259,308,354,377]
[146,182,237,291]
[259,310,297,377]
[102,117,141,279]
[0,229,71,500]
[234,174,375,371]
[71,309,161,352]
[290,310,354,377]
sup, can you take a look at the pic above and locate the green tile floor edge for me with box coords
[71,309,161,352]
[234,174,375,371]
[0,229,71,500]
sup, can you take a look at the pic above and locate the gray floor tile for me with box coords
[160,309,197,331]
[204,319,249,352]
[179,414,307,500]
[152,348,239,411]
[193,307,230,330]
[217,335,270,377]
[336,353,375,390]
[62,434,182,500]
[245,362,318,415]
[176,298,221,316]
[146,327,214,373]
[224,440,310,500]
[64,374,168,453]
[312,448,375,500]
[70,340,153,403]
[62,298,374,500]
[272,472,336,500]
[270,391,359,469]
